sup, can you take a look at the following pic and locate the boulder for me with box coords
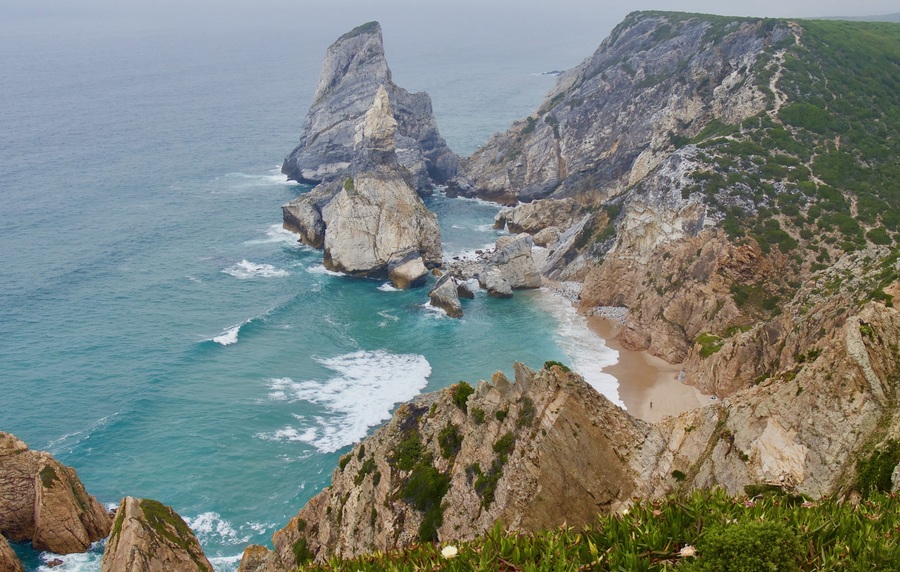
[0,432,111,554]
[100,497,213,572]
[477,267,513,298]
[428,275,463,317]
[388,250,429,289]
[281,21,457,191]
[0,536,24,572]
[489,234,541,289]
[457,281,475,299]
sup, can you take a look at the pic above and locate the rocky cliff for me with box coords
[282,21,458,191]
[454,13,788,204]
[283,86,442,287]
[0,432,112,554]
[100,497,213,572]
[242,294,900,567]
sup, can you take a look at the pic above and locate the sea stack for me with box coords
[283,86,442,288]
[281,21,458,192]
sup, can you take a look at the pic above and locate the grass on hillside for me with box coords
[298,489,900,571]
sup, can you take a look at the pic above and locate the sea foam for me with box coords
[37,539,105,572]
[533,289,623,407]
[222,260,289,279]
[259,350,431,453]
[243,224,306,247]
[184,512,249,545]
[212,324,242,346]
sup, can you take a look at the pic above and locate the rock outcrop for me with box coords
[428,274,463,317]
[281,21,458,191]
[0,432,111,554]
[100,497,213,572]
[282,86,442,287]
[455,13,787,203]
[0,536,23,572]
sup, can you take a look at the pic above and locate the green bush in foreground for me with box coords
[300,489,900,571]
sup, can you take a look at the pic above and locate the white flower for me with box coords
[441,545,458,559]
[679,545,697,558]
[622,508,630,515]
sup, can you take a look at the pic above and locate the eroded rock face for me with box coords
[281,21,458,191]
[494,198,582,235]
[489,234,542,289]
[0,432,111,554]
[100,497,213,572]
[477,267,513,298]
[457,14,785,203]
[282,86,442,287]
[0,536,24,572]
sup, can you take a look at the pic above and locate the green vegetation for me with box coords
[856,440,900,497]
[293,537,315,565]
[338,454,351,472]
[337,21,380,42]
[495,408,508,422]
[39,465,59,488]
[140,499,212,572]
[451,382,475,412]
[391,432,425,471]
[438,424,463,459]
[298,489,900,571]
[342,177,354,191]
[682,520,801,572]
[401,462,451,542]
[492,432,516,462]
[517,397,536,429]
[695,333,724,358]
[354,457,376,485]
[470,407,486,424]
[543,360,571,373]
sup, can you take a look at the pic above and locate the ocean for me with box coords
[0,8,621,571]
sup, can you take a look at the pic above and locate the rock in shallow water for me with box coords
[428,274,463,317]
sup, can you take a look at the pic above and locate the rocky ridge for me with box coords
[0,535,24,572]
[281,21,458,192]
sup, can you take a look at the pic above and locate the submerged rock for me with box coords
[429,274,463,317]
[0,432,111,555]
[100,497,213,572]
[281,21,458,191]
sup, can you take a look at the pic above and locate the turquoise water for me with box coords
[0,13,618,572]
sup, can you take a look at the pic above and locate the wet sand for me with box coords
[587,316,707,423]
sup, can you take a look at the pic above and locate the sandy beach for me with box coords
[587,316,708,423]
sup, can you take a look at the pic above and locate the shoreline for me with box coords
[539,281,707,423]
[585,315,708,423]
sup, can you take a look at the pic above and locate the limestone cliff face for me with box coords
[456,13,787,203]
[282,86,442,287]
[0,432,111,554]
[100,497,213,572]
[282,22,458,191]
